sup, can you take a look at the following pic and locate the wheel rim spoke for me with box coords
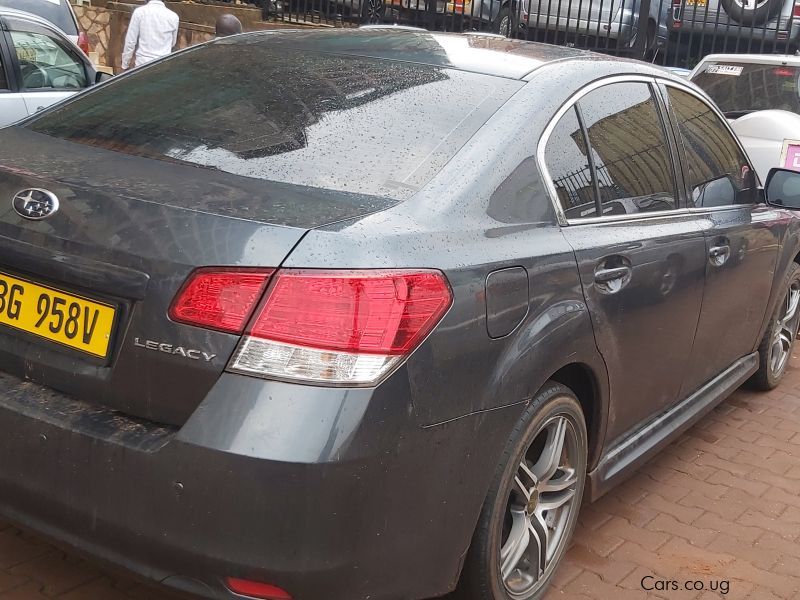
[501,508,531,580]
[529,511,549,575]
[539,467,578,493]
[538,487,576,512]
[532,417,567,482]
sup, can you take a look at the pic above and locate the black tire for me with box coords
[455,382,587,600]
[749,263,800,391]
[361,0,386,23]
[719,0,782,26]
[493,5,511,35]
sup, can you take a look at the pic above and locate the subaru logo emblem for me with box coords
[12,188,59,220]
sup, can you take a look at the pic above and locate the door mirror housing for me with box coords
[766,168,800,210]
[94,71,112,85]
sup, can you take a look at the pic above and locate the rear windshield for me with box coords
[0,0,78,35]
[691,62,800,117]
[26,38,520,200]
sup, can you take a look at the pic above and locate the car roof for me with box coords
[215,28,602,80]
[0,6,69,34]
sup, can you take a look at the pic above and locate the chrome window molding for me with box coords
[536,74,758,227]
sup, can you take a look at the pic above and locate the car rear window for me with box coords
[25,38,520,200]
[0,0,78,35]
[691,61,800,116]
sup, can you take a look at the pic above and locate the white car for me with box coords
[0,8,104,127]
[0,0,87,51]
[689,53,800,183]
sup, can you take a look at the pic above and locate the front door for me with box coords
[542,80,708,445]
[663,85,783,394]
[4,20,88,117]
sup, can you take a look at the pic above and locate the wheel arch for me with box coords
[548,362,605,471]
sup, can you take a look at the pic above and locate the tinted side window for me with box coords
[667,88,755,208]
[0,52,6,90]
[578,82,677,217]
[544,106,596,220]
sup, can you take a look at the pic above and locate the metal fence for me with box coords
[256,0,798,68]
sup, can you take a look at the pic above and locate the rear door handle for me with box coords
[709,244,730,266]
[594,267,631,284]
[593,264,632,294]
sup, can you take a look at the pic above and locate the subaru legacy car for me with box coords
[1,29,800,600]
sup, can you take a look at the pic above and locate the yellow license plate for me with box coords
[687,0,707,6]
[0,272,116,358]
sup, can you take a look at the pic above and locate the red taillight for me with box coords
[228,269,452,385]
[225,578,292,600]
[250,270,451,355]
[794,2,800,18]
[77,32,90,55]
[169,268,274,334]
[775,67,796,76]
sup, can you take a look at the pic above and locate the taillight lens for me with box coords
[794,2,800,18]
[169,268,274,334]
[225,578,292,600]
[78,32,90,55]
[228,269,452,385]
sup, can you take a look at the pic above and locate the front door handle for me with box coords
[709,244,730,267]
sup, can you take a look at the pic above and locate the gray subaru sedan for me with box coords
[1,28,800,600]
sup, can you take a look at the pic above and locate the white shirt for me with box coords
[121,0,179,69]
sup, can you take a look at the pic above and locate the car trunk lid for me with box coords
[0,128,396,426]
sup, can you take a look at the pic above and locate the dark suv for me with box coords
[0,29,799,600]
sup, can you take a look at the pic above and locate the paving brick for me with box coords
[705,470,770,498]
[692,512,764,544]
[599,516,670,552]
[9,552,100,596]
[0,530,50,571]
[645,513,717,547]
[565,570,648,600]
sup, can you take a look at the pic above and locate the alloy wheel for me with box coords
[362,0,384,22]
[769,279,800,377]
[500,415,580,598]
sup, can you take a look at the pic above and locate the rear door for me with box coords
[3,17,87,115]
[662,84,783,395]
[543,78,708,445]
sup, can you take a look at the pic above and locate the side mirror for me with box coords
[766,168,800,210]
[94,71,112,85]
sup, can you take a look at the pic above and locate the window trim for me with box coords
[658,79,761,211]
[537,74,757,227]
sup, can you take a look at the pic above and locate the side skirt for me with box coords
[586,352,758,502]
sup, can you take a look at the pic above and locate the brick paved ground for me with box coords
[2,359,800,600]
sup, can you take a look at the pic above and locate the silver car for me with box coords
[515,0,672,58]
[0,8,101,127]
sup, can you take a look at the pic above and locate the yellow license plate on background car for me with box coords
[0,272,116,358]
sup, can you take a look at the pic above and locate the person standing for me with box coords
[121,0,179,70]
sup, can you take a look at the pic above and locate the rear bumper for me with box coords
[0,370,523,600]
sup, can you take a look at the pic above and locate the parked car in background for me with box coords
[515,0,672,58]
[0,0,88,53]
[690,53,800,181]
[670,0,799,51]
[1,28,800,600]
[0,8,102,126]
